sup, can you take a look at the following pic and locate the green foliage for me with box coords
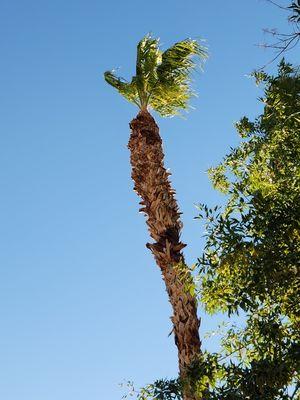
[198,60,300,319]
[104,34,207,117]
[183,353,223,397]
[194,61,300,399]
[121,379,182,400]
[104,71,141,107]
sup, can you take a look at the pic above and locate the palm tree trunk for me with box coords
[128,109,202,400]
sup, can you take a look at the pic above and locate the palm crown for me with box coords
[104,34,207,117]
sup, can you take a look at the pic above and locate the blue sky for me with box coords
[0,1,298,399]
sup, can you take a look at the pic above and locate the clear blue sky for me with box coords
[0,1,298,399]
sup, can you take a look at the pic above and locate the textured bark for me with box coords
[128,110,202,400]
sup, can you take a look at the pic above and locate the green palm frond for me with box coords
[135,35,161,105]
[104,34,208,117]
[104,71,140,107]
[151,39,207,116]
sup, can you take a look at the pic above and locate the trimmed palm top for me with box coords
[104,35,207,116]
[104,35,207,400]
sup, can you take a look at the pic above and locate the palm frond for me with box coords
[150,39,208,116]
[158,39,207,79]
[104,71,140,107]
[104,35,208,116]
[135,34,162,107]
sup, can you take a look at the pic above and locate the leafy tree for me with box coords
[199,60,299,321]
[193,60,300,400]
[104,35,207,400]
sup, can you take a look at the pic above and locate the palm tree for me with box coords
[104,35,207,400]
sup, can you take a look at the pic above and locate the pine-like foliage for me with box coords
[104,34,207,117]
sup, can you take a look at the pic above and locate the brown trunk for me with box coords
[128,109,202,400]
